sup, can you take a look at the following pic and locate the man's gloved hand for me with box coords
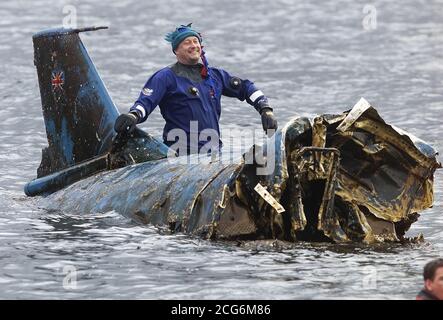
[114,113,138,134]
[260,108,278,135]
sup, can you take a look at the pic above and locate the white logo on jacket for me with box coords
[142,88,153,96]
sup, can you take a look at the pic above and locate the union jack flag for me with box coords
[51,70,64,91]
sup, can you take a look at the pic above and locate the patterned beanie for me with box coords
[165,23,202,53]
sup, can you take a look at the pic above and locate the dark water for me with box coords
[0,0,442,299]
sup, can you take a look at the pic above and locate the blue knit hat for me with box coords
[165,23,202,53]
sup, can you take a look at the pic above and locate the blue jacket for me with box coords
[130,62,269,152]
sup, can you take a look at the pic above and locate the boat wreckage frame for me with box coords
[25,27,441,244]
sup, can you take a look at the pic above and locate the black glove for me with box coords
[260,108,278,135]
[114,113,138,134]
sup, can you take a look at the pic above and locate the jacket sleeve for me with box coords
[129,68,171,123]
[212,68,271,113]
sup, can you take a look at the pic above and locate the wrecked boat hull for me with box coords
[27,27,440,243]
[40,100,440,243]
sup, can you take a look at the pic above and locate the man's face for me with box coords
[175,36,201,65]
[425,267,443,300]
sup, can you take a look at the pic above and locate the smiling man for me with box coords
[114,23,277,155]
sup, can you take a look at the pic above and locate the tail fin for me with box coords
[33,27,119,178]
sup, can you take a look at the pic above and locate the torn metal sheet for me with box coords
[254,183,285,214]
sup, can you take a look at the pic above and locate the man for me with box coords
[114,23,277,155]
[416,258,443,300]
